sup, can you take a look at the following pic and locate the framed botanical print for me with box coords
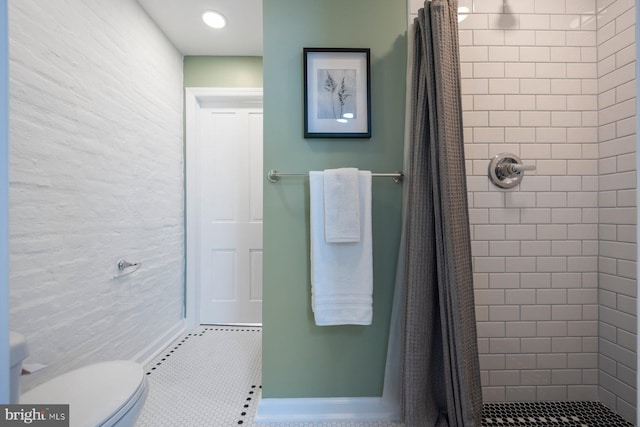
[303,48,371,138]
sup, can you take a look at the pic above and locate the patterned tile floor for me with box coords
[481,401,633,427]
[135,326,632,427]
[135,326,403,427]
[135,326,263,426]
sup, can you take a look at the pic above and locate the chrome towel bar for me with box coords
[267,170,403,183]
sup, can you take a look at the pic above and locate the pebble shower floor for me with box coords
[134,326,632,427]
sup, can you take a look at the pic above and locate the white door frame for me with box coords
[185,87,263,328]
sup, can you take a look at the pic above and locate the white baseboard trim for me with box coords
[133,319,186,367]
[253,396,401,424]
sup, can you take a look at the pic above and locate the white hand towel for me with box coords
[309,170,373,326]
[323,168,360,243]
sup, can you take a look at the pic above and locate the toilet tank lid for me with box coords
[21,360,145,426]
[9,332,28,365]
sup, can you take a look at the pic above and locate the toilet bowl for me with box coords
[10,332,148,427]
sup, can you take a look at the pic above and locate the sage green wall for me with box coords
[183,56,262,87]
[263,0,407,398]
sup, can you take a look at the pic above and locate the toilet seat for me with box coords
[21,360,147,427]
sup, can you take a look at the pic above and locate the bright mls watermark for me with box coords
[0,405,69,426]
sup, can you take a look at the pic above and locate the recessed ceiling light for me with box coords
[202,10,227,29]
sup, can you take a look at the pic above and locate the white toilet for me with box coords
[10,332,149,427]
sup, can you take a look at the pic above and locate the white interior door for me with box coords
[197,105,263,325]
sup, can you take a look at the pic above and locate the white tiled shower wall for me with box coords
[9,0,184,390]
[597,0,637,420]
[409,0,636,423]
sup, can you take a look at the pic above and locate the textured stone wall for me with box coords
[9,0,184,390]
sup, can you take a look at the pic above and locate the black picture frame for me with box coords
[303,48,371,138]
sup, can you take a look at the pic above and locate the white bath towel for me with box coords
[323,168,360,243]
[309,170,373,326]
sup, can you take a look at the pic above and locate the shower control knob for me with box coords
[488,153,535,189]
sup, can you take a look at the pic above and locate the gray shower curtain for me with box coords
[402,1,482,426]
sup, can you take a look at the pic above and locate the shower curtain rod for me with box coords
[267,170,403,183]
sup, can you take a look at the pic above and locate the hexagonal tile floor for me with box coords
[135,326,632,427]
[481,401,633,427]
[135,326,403,426]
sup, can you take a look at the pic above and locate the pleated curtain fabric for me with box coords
[402,1,483,426]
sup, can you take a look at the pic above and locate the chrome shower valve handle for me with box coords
[488,153,536,189]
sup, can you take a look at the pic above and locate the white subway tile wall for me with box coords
[409,0,636,423]
[597,0,637,422]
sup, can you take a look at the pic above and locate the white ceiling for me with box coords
[136,0,262,56]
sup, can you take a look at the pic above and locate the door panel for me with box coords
[198,108,263,324]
